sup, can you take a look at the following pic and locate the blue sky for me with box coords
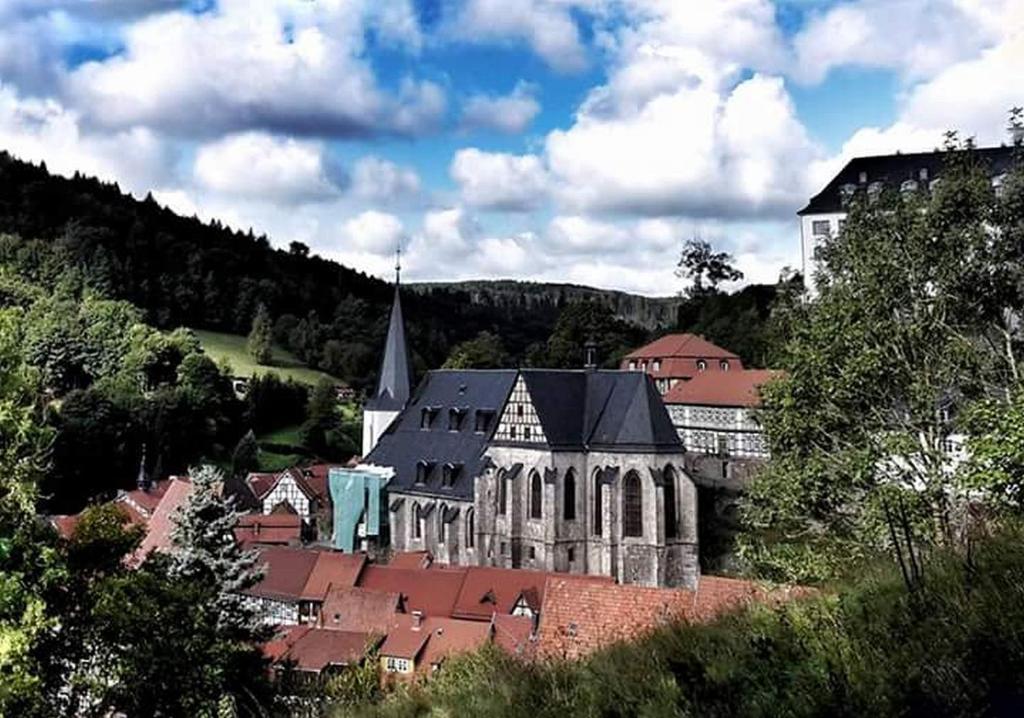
[0,0,1020,294]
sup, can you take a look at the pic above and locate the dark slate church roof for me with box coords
[799,146,1016,216]
[366,285,411,411]
[366,369,681,501]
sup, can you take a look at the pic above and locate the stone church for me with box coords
[361,282,699,588]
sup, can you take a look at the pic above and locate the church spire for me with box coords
[370,245,411,409]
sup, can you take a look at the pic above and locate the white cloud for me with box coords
[350,156,421,203]
[449,0,593,72]
[792,0,1010,85]
[461,81,541,134]
[66,0,444,138]
[193,132,343,202]
[343,210,406,254]
[450,148,548,211]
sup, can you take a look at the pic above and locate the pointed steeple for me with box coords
[369,248,411,409]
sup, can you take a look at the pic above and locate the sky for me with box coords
[0,0,1021,296]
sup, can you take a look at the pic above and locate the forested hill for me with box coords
[0,152,583,384]
[411,280,682,330]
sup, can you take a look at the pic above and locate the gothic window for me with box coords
[664,466,678,539]
[438,504,447,543]
[413,503,422,539]
[623,471,643,537]
[466,508,475,548]
[530,471,542,520]
[593,469,603,535]
[563,469,576,521]
[498,471,508,515]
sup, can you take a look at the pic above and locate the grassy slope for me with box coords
[192,329,339,386]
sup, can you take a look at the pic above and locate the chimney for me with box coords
[584,338,598,371]
[412,610,424,630]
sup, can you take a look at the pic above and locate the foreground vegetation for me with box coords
[340,532,1024,718]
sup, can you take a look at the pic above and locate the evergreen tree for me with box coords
[170,465,264,635]
[231,430,259,477]
[246,303,273,366]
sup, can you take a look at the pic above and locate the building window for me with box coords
[466,509,475,548]
[528,546,536,561]
[442,463,460,488]
[664,467,678,540]
[509,426,517,440]
[568,547,575,563]
[501,541,508,555]
[696,359,707,372]
[438,505,447,544]
[413,503,422,539]
[415,461,432,485]
[623,471,642,538]
[385,656,411,673]
[530,471,542,520]
[652,359,661,372]
[563,469,576,521]
[420,408,433,429]
[593,470,602,536]
[517,404,524,417]
[524,426,532,441]
[628,360,636,370]
[448,408,465,431]
[498,471,508,515]
[811,220,830,236]
[720,360,729,371]
[474,410,492,433]
[858,171,867,183]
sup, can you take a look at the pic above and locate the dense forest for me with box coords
[0,151,784,389]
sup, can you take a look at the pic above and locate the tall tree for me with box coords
[443,331,511,369]
[742,136,1024,585]
[676,237,743,297]
[246,303,273,366]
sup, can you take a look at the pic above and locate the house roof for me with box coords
[247,547,322,602]
[245,464,336,507]
[535,574,808,660]
[492,614,535,657]
[365,370,518,500]
[267,626,376,672]
[451,566,612,622]
[379,614,491,666]
[625,334,739,361]
[117,478,174,518]
[319,586,401,634]
[799,146,1016,215]
[300,551,368,600]
[663,369,783,408]
[389,551,434,570]
[366,285,411,411]
[127,477,194,568]
[357,565,468,617]
[50,513,82,540]
[246,472,278,500]
[233,513,302,546]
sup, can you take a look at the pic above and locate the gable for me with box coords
[493,375,548,445]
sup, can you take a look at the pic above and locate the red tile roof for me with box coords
[357,565,468,617]
[451,566,612,622]
[233,513,302,546]
[50,514,82,540]
[118,479,173,517]
[492,614,534,657]
[246,472,279,500]
[389,551,434,570]
[267,626,376,672]
[625,334,739,360]
[127,477,194,568]
[246,464,338,506]
[379,614,490,667]
[663,369,783,407]
[319,587,400,634]
[300,551,367,600]
[248,547,322,602]
[535,575,808,661]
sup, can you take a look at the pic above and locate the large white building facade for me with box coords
[799,146,1016,294]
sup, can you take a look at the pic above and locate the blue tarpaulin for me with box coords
[329,467,390,552]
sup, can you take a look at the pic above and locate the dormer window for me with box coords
[993,173,1007,197]
[415,461,434,485]
[868,181,884,201]
[441,463,461,488]
[901,179,918,193]
[420,407,438,430]
[448,408,466,431]
[720,360,729,371]
[628,360,637,371]
[858,171,868,184]
[474,410,493,433]
[919,168,929,181]
[652,359,661,372]
[840,182,857,199]
[697,359,707,372]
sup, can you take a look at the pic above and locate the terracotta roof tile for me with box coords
[357,565,468,617]
[247,547,322,602]
[233,513,302,545]
[451,566,612,621]
[319,587,401,634]
[127,477,194,568]
[492,614,535,657]
[389,551,434,570]
[245,473,279,500]
[625,334,739,361]
[268,626,376,672]
[379,614,490,668]
[300,552,368,600]
[663,369,783,408]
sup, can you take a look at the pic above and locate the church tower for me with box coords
[362,253,411,456]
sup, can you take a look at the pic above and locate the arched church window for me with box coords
[664,466,678,539]
[563,469,576,521]
[498,470,508,515]
[593,469,603,535]
[623,471,643,537]
[413,502,422,539]
[466,508,475,548]
[530,471,542,519]
[438,504,447,543]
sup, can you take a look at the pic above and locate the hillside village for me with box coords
[37,135,1023,702]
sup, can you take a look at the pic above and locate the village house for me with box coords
[244,463,334,533]
[621,333,741,395]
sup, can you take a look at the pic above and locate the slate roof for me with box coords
[366,285,411,411]
[663,369,783,408]
[799,146,1017,215]
[365,370,518,500]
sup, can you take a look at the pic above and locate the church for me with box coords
[361,278,699,589]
